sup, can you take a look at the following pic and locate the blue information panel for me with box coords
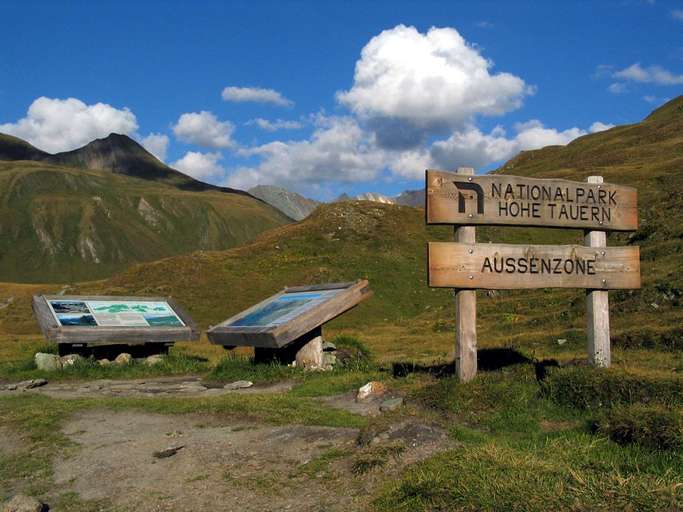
[228,289,342,327]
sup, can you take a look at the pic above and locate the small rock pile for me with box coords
[33,352,166,371]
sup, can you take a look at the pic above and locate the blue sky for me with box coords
[1,0,682,200]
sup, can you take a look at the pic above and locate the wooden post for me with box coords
[585,176,611,367]
[454,167,477,381]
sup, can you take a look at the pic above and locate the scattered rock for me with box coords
[1,494,45,512]
[380,397,404,412]
[357,381,386,401]
[322,341,336,352]
[223,380,253,390]
[34,353,62,372]
[4,384,18,391]
[98,359,111,367]
[556,338,567,346]
[295,337,324,370]
[114,353,132,365]
[60,354,85,367]
[144,355,165,366]
[20,379,48,390]
[153,445,184,459]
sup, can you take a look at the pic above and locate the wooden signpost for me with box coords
[33,295,199,354]
[426,168,641,381]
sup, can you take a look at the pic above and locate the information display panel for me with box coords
[207,281,372,349]
[33,295,198,346]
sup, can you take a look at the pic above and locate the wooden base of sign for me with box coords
[585,176,611,367]
[454,167,477,382]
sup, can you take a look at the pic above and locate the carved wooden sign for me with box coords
[207,280,372,349]
[425,168,642,382]
[428,242,641,290]
[32,295,199,346]
[426,170,638,231]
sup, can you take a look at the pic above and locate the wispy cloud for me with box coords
[614,63,683,85]
[672,9,683,21]
[222,86,293,107]
[247,118,303,131]
[475,20,494,28]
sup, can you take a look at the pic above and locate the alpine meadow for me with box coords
[0,5,682,512]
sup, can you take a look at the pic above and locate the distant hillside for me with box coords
[248,185,319,221]
[1,98,681,351]
[394,188,425,208]
[0,134,292,282]
[0,132,252,194]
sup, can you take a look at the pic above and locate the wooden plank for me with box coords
[585,176,611,367]
[453,167,477,382]
[428,242,641,290]
[426,169,638,231]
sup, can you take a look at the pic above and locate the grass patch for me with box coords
[372,441,682,512]
[594,404,683,451]
[206,353,297,384]
[613,326,683,351]
[352,442,406,475]
[541,366,683,409]
[294,447,351,478]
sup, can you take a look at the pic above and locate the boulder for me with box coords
[97,359,111,367]
[34,353,62,372]
[322,341,337,352]
[144,355,165,366]
[357,381,386,401]
[60,354,85,367]
[295,336,324,370]
[114,353,132,365]
[224,380,253,390]
[1,494,45,512]
[380,397,404,412]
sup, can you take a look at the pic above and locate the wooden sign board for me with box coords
[32,295,199,346]
[428,242,641,290]
[207,281,372,349]
[426,170,638,231]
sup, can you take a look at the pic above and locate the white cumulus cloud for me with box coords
[614,63,683,85]
[172,111,235,149]
[589,121,614,133]
[172,151,225,181]
[226,116,385,190]
[0,96,138,153]
[140,133,169,162]
[221,86,293,107]
[337,25,531,148]
[247,118,303,131]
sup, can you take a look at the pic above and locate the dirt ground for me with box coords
[55,410,361,512]
[0,375,452,511]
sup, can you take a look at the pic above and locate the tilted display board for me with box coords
[33,295,199,345]
[428,242,641,290]
[426,170,638,231]
[207,281,372,349]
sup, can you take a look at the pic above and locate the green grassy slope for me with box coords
[1,97,681,357]
[0,160,291,282]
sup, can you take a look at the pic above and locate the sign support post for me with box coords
[585,176,611,367]
[454,167,477,382]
